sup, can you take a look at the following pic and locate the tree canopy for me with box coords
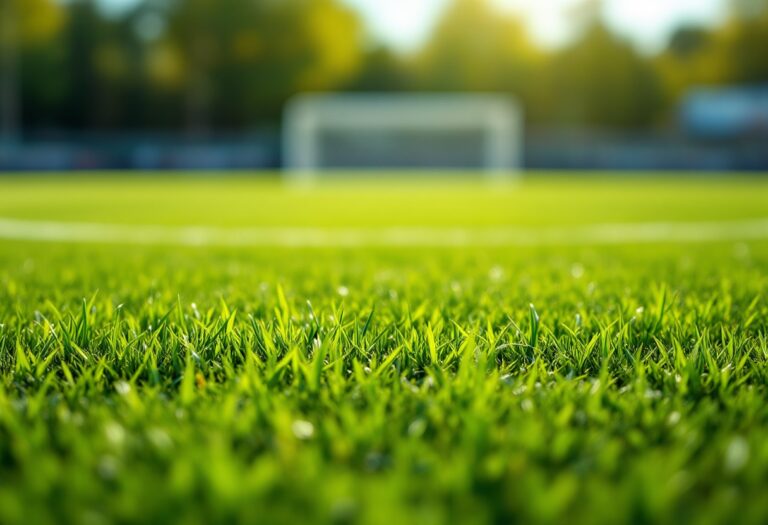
[6,0,768,132]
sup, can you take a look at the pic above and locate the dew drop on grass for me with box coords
[291,420,314,440]
[330,498,357,524]
[97,455,119,481]
[147,428,173,451]
[667,470,692,493]
[104,422,125,447]
[725,436,749,473]
[337,285,349,297]
[644,389,662,400]
[570,263,585,279]
[364,452,387,472]
[407,418,427,438]
[115,381,131,396]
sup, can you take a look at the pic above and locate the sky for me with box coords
[99,0,729,54]
[340,0,728,53]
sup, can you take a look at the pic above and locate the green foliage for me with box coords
[546,24,662,127]
[15,0,363,130]
[11,0,768,132]
[0,176,767,524]
[165,0,362,125]
[9,0,65,45]
[415,0,540,92]
[655,1,768,117]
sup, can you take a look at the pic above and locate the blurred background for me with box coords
[1,0,767,172]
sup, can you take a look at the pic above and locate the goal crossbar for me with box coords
[283,93,523,179]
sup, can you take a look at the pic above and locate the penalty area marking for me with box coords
[0,217,767,247]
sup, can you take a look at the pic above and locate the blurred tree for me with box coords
[417,0,538,88]
[12,0,363,132]
[412,0,665,128]
[655,0,768,121]
[730,0,768,18]
[56,1,129,128]
[17,0,150,130]
[345,47,413,92]
[655,26,722,120]
[7,0,768,134]
[164,0,363,131]
[414,0,544,118]
[718,0,768,83]
[7,0,64,44]
[666,26,712,59]
[1,0,64,140]
[547,23,662,127]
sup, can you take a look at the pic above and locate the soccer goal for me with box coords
[282,93,523,180]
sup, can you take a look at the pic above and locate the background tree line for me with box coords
[3,0,768,134]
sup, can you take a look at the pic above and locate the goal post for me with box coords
[282,93,523,180]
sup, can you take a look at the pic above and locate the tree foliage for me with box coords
[546,24,661,127]
[9,0,768,131]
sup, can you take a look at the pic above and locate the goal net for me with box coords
[282,93,523,180]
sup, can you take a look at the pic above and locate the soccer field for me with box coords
[1,173,767,524]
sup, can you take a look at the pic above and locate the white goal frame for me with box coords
[282,93,523,180]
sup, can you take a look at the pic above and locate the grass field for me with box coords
[1,174,767,524]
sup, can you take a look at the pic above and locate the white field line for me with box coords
[0,217,767,247]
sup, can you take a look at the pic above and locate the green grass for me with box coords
[3,172,768,226]
[1,174,767,524]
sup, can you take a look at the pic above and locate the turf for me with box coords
[0,174,767,524]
